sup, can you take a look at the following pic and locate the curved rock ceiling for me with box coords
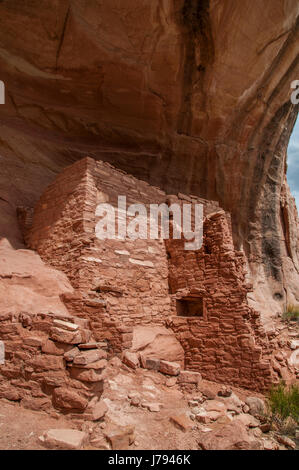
[0,0,298,319]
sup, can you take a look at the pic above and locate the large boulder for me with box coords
[0,241,73,318]
[131,326,184,367]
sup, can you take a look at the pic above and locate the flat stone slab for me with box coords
[39,429,87,450]
[122,351,139,369]
[170,414,194,432]
[104,425,135,450]
[73,349,103,365]
[140,355,160,371]
[50,327,91,345]
[159,360,180,376]
[178,370,202,383]
[53,319,79,331]
[89,400,108,421]
[79,342,100,349]
[64,347,80,362]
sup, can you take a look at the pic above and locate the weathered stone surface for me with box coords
[53,319,79,332]
[234,414,260,428]
[221,393,243,414]
[198,386,217,400]
[104,425,135,450]
[49,327,91,345]
[90,400,108,421]
[159,361,181,376]
[276,434,296,449]
[71,359,107,370]
[43,371,68,388]
[165,377,177,387]
[29,355,64,372]
[218,386,232,398]
[0,242,73,317]
[39,429,87,450]
[69,367,104,384]
[170,414,194,432]
[206,410,226,422]
[130,395,141,407]
[122,351,139,370]
[260,423,271,433]
[42,339,71,356]
[53,387,88,411]
[141,402,161,413]
[290,340,299,350]
[22,397,51,412]
[79,342,103,350]
[198,422,262,450]
[132,326,185,366]
[0,384,20,401]
[64,347,80,362]
[245,397,267,417]
[263,439,280,451]
[196,412,210,424]
[204,400,227,413]
[73,349,103,366]
[49,327,79,345]
[178,370,202,384]
[23,336,43,348]
[90,436,111,450]
[140,355,160,371]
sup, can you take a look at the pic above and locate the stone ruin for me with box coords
[0,156,294,416]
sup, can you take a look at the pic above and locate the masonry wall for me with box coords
[29,158,172,350]
[0,310,107,416]
[28,157,278,390]
[165,211,275,390]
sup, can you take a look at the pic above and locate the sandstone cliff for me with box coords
[0,0,298,321]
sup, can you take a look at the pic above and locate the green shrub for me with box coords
[283,304,299,321]
[268,383,299,423]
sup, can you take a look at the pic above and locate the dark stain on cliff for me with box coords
[177,0,215,135]
[182,0,215,67]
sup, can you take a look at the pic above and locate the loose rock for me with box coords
[122,351,139,370]
[170,414,194,432]
[159,360,180,376]
[39,429,87,450]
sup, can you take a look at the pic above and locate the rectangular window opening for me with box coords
[176,297,204,317]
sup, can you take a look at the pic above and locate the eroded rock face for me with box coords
[132,326,185,367]
[0,239,73,318]
[0,1,298,315]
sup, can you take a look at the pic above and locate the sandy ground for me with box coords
[0,363,295,451]
[0,399,75,450]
